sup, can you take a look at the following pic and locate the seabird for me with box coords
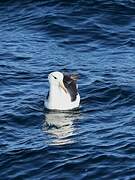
[45,71,80,110]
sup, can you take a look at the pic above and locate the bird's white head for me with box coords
[48,71,63,85]
[48,71,67,93]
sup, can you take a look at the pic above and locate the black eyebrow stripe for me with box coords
[52,75,57,79]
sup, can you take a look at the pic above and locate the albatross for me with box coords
[45,71,80,110]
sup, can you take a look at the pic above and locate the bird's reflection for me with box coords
[44,110,80,146]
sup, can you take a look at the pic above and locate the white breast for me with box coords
[45,86,80,110]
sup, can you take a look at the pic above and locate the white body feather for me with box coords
[45,72,80,110]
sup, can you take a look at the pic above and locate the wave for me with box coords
[81,80,135,113]
[1,0,135,179]
[1,0,135,51]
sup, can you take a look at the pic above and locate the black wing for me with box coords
[63,74,78,102]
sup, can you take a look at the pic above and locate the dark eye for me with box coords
[53,76,57,79]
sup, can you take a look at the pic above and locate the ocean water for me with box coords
[1,0,135,179]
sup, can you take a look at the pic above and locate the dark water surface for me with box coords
[1,0,135,179]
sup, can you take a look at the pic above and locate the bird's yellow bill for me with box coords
[59,81,67,93]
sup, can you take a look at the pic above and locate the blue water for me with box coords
[1,0,135,179]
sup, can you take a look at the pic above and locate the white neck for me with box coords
[49,85,61,98]
[48,84,71,109]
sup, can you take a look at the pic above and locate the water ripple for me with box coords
[1,0,135,179]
